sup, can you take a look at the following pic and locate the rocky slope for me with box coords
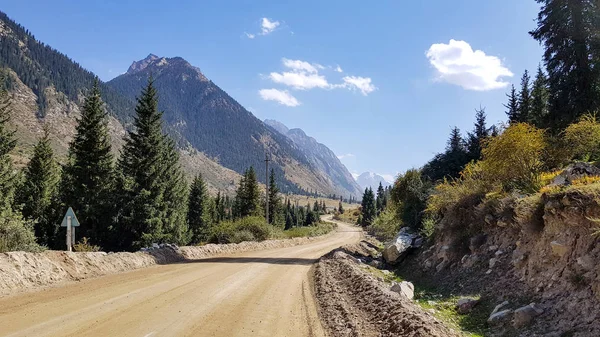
[392,186,600,336]
[264,119,362,197]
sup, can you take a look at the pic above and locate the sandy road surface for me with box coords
[0,218,361,337]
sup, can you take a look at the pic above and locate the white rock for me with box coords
[382,228,416,264]
[513,303,543,328]
[390,281,414,300]
[488,245,498,251]
[489,258,498,268]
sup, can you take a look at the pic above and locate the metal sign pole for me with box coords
[66,215,72,252]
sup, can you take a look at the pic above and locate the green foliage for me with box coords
[422,127,470,182]
[267,168,282,225]
[187,174,212,243]
[0,209,41,253]
[279,222,335,239]
[234,167,262,218]
[73,237,101,252]
[360,187,376,227]
[17,129,60,246]
[505,84,521,124]
[209,216,271,244]
[116,78,189,250]
[466,107,491,162]
[367,206,400,241]
[530,0,600,131]
[518,70,532,122]
[391,169,431,230]
[480,123,546,193]
[562,114,600,161]
[530,65,549,127]
[61,80,115,248]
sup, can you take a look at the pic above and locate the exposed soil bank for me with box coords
[0,234,332,297]
[314,241,460,337]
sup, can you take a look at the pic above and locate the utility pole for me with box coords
[265,153,271,225]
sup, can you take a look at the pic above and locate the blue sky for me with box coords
[3,0,543,182]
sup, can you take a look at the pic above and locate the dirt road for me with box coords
[0,218,361,337]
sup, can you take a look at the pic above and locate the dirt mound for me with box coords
[314,247,460,337]
[0,234,332,296]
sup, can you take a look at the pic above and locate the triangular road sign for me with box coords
[60,207,80,227]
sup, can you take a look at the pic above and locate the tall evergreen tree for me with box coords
[17,129,60,246]
[160,137,189,244]
[234,167,262,218]
[187,174,210,243]
[518,70,532,122]
[61,79,115,247]
[267,168,280,225]
[530,0,600,130]
[376,182,386,214]
[467,107,490,161]
[530,65,549,127]
[360,187,376,227]
[116,78,187,249]
[505,84,521,123]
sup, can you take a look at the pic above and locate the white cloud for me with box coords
[269,71,329,90]
[334,65,343,73]
[426,39,513,91]
[337,153,355,159]
[341,76,377,95]
[264,58,377,96]
[245,32,255,39]
[282,58,319,74]
[261,18,280,35]
[259,88,300,107]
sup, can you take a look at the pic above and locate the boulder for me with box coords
[550,241,569,257]
[390,281,414,300]
[512,303,543,328]
[488,301,512,325]
[550,162,600,186]
[382,228,417,264]
[456,298,479,314]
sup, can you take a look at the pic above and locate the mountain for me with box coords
[264,119,362,197]
[107,54,357,196]
[0,10,358,197]
[0,11,240,194]
[355,172,392,191]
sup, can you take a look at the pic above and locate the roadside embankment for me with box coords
[0,233,333,297]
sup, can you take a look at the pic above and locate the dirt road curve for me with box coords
[0,218,361,337]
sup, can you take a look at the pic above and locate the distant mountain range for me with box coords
[355,172,392,191]
[264,119,362,197]
[0,11,361,197]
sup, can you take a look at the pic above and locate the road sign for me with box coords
[61,207,80,252]
[61,207,80,227]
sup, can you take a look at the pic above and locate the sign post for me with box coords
[61,207,80,251]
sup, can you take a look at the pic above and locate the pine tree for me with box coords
[530,0,600,131]
[267,168,280,225]
[466,107,490,161]
[360,187,376,227]
[187,174,211,243]
[17,128,60,246]
[518,70,532,122]
[116,78,187,249]
[61,79,115,247]
[530,65,549,127]
[376,182,385,214]
[235,167,262,218]
[338,201,344,214]
[160,137,189,244]
[505,84,521,123]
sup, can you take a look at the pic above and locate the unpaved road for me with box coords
[0,218,361,337]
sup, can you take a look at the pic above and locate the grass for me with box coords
[277,221,336,239]
[388,272,490,337]
[334,208,360,224]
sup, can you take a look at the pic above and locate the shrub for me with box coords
[0,209,41,253]
[282,222,335,238]
[73,237,101,252]
[427,162,491,216]
[391,169,432,229]
[420,216,437,239]
[563,114,600,161]
[367,206,401,241]
[480,123,546,193]
[209,216,271,244]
